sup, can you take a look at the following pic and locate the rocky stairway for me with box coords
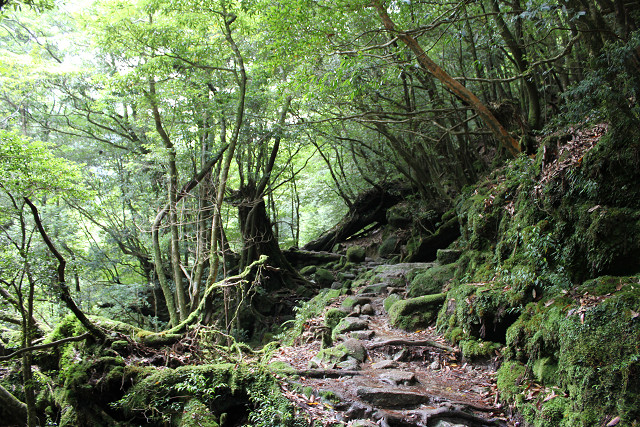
[271,262,507,427]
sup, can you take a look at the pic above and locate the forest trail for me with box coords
[271,261,508,426]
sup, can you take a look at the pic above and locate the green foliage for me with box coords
[278,288,340,345]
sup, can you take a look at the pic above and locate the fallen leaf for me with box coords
[543,390,557,402]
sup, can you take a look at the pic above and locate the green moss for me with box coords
[458,338,502,360]
[341,297,357,309]
[408,263,456,297]
[299,265,317,275]
[346,245,366,262]
[313,268,334,287]
[496,360,528,400]
[532,357,558,385]
[388,293,446,330]
[179,399,219,427]
[324,308,347,330]
[383,294,401,312]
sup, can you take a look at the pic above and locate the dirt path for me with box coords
[271,262,508,426]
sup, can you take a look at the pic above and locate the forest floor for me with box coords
[270,261,510,427]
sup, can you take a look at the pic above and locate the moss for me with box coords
[267,361,296,375]
[388,293,446,330]
[324,308,347,330]
[496,360,528,400]
[378,235,399,258]
[299,265,317,275]
[458,338,502,360]
[313,268,334,287]
[318,389,341,404]
[179,399,219,427]
[532,357,558,385]
[408,263,456,297]
[116,363,302,427]
[346,245,366,262]
[383,294,401,312]
[341,296,357,309]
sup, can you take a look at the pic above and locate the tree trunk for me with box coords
[371,1,521,156]
[0,384,27,426]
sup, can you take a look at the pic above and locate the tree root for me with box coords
[377,403,506,427]
[366,338,457,354]
[294,369,362,378]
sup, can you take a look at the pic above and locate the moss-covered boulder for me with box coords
[388,293,446,330]
[313,268,334,287]
[378,235,399,258]
[332,317,368,338]
[436,249,462,264]
[408,263,456,297]
[324,308,348,330]
[346,245,366,262]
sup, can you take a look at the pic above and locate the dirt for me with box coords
[271,262,509,426]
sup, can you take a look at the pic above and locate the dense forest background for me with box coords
[1,0,639,425]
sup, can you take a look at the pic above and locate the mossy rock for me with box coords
[299,265,317,276]
[458,338,502,360]
[388,293,446,330]
[332,317,368,338]
[179,399,220,427]
[324,308,348,330]
[378,236,399,258]
[408,263,456,297]
[314,268,334,287]
[436,249,462,264]
[532,357,558,385]
[314,339,366,366]
[386,204,412,228]
[346,245,366,262]
[383,294,401,312]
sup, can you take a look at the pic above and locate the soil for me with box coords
[271,261,509,426]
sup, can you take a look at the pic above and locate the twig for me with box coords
[0,333,91,361]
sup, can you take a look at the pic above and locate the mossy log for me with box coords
[0,384,27,426]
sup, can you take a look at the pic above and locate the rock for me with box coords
[346,245,366,262]
[383,294,402,313]
[333,317,369,338]
[340,272,357,280]
[371,359,399,369]
[361,303,374,315]
[408,264,456,297]
[341,338,367,362]
[433,421,468,427]
[324,308,348,330]
[360,282,388,294]
[388,293,447,330]
[378,235,399,258]
[299,265,317,275]
[331,281,343,289]
[350,330,375,340]
[356,387,429,407]
[314,268,334,287]
[393,348,408,361]
[429,360,440,370]
[380,370,417,386]
[436,248,462,264]
[344,402,372,420]
[308,356,323,369]
[350,420,378,427]
[336,356,360,370]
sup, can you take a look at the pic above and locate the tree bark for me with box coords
[0,384,27,426]
[24,198,105,341]
[372,0,521,156]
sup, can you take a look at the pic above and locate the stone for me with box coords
[361,303,374,315]
[371,359,399,370]
[331,281,343,289]
[324,308,348,330]
[332,317,368,338]
[350,420,378,427]
[429,360,440,370]
[433,421,468,427]
[360,282,389,294]
[378,235,399,258]
[350,330,375,340]
[380,370,417,386]
[356,387,429,407]
[299,265,317,275]
[393,348,408,361]
[436,248,463,264]
[388,293,447,330]
[346,245,366,262]
[336,357,360,371]
[313,268,334,287]
[341,338,367,362]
